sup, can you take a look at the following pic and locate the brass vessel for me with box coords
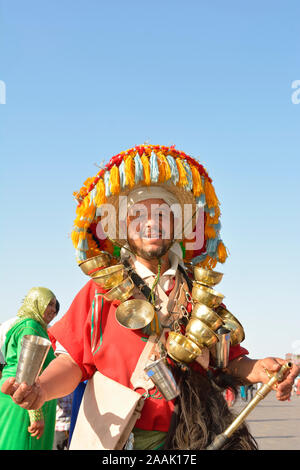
[115,299,155,330]
[191,303,224,330]
[192,282,224,308]
[185,318,219,348]
[166,331,202,364]
[216,305,245,345]
[92,264,124,289]
[193,266,223,286]
[102,276,135,302]
[79,252,113,276]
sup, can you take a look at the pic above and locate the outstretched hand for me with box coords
[253,357,299,401]
[1,377,47,410]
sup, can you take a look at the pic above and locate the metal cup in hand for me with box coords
[15,335,51,385]
[144,357,180,401]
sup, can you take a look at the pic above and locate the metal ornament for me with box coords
[165,266,245,367]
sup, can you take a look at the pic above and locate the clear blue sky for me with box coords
[0,0,299,359]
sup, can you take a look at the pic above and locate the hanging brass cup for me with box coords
[215,306,245,345]
[193,267,223,286]
[185,318,219,348]
[191,282,224,308]
[92,264,125,289]
[166,331,202,364]
[79,252,113,276]
[191,303,224,330]
[102,276,135,302]
[115,299,155,330]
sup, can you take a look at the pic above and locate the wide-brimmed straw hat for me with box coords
[71,144,228,268]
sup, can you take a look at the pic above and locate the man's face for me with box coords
[127,198,174,260]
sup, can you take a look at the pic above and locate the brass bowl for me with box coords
[102,277,135,303]
[191,303,224,330]
[166,331,202,364]
[193,267,223,286]
[191,282,224,308]
[115,299,155,330]
[185,317,219,348]
[216,306,245,345]
[92,264,124,289]
[79,252,112,276]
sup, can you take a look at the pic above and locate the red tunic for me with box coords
[48,279,248,432]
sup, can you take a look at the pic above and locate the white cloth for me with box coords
[0,317,17,355]
[127,186,179,208]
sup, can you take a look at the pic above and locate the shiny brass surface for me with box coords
[115,299,155,330]
[185,318,219,348]
[216,305,245,345]
[102,276,135,302]
[79,252,112,276]
[166,331,202,364]
[92,264,124,289]
[191,283,224,308]
[191,303,224,330]
[193,267,223,286]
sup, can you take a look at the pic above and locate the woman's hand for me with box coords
[1,377,47,410]
[28,419,45,439]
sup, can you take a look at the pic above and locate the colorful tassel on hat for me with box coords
[176,158,188,187]
[157,151,171,182]
[182,160,193,191]
[109,165,120,195]
[150,151,159,183]
[141,154,151,185]
[119,160,126,188]
[166,155,179,184]
[204,179,219,208]
[217,240,228,263]
[205,223,216,239]
[104,171,111,197]
[190,164,204,197]
[134,153,144,184]
[124,155,135,188]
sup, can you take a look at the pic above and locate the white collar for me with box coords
[132,250,179,280]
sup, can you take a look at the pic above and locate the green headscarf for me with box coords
[17,287,56,331]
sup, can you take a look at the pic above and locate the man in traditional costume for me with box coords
[2,144,299,450]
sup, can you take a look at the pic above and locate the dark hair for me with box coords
[55,300,60,314]
[164,366,258,450]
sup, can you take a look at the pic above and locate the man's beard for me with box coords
[128,238,173,261]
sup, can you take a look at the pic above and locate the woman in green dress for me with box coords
[0,287,58,450]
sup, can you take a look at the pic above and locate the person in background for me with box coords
[53,392,74,450]
[0,287,58,450]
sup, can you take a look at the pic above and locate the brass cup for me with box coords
[92,264,124,289]
[216,306,245,345]
[185,317,219,348]
[191,282,225,308]
[115,299,155,330]
[79,252,113,276]
[166,331,202,364]
[191,303,224,330]
[193,267,223,286]
[102,277,135,302]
